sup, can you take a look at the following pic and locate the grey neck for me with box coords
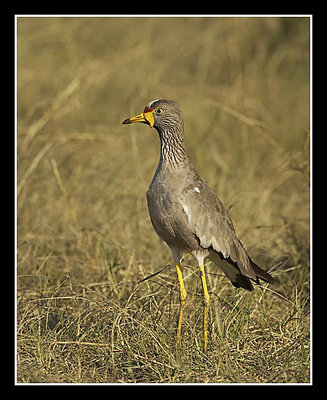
[157,127,189,168]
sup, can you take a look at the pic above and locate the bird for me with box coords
[122,99,276,352]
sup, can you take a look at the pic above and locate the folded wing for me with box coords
[180,179,275,289]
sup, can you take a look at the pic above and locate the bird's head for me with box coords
[122,99,183,134]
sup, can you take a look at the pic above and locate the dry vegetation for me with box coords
[17,16,310,383]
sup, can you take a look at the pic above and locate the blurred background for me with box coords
[17,16,310,272]
[17,17,310,382]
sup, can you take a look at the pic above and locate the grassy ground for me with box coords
[17,16,310,383]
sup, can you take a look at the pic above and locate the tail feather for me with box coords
[209,251,255,291]
[249,258,276,285]
[208,248,276,291]
[232,273,254,292]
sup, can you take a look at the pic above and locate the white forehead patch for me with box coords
[147,99,159,108]
[194,187,200,193]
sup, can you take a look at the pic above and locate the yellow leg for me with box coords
[200,265,210,353]
[176,263,187,346]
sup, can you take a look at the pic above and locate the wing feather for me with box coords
[180,179,257,280]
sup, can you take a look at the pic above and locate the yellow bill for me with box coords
[122,108,155,128]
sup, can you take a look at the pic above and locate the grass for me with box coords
[17,16,310,383]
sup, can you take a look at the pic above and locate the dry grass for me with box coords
[17,16,310,383]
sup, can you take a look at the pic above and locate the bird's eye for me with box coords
[155,108,164,115]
